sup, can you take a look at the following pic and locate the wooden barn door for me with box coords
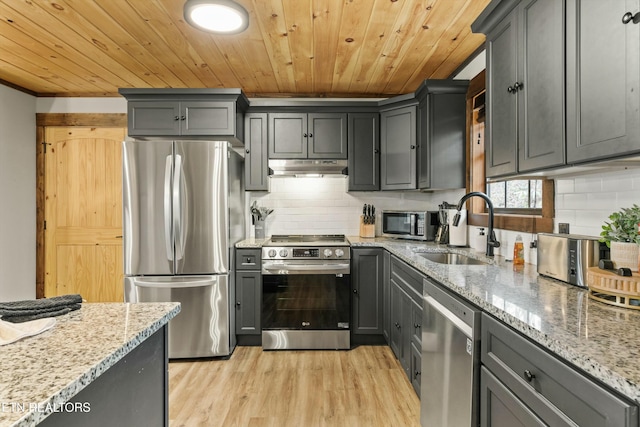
[43,126,125,302]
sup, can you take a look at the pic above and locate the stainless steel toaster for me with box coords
[537,233,608,288]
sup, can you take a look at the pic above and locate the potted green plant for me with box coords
[600,204,640,271]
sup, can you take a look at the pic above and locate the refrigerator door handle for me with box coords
[173,153,184,261]
[164,155,173,261]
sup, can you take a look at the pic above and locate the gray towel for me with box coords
[0,294,82,323]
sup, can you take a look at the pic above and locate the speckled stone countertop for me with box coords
[236,236,640,404]
[0,302,180,427]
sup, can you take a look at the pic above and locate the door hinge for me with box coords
[43,220,47,230]
[42,141,51,153]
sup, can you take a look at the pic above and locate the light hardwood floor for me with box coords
[169,345,421,427]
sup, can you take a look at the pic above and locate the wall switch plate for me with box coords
[558,223,570,234]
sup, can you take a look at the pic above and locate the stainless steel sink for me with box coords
[416,252,488,265]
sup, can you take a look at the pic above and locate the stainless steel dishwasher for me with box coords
[421,277,481,427]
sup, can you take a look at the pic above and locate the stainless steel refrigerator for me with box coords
[123,139,244,358]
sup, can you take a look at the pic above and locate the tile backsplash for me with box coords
[555,167,640,237]
[247,167,640,266]
[247,177,464,237]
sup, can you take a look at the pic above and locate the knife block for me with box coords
[359,216,375,238]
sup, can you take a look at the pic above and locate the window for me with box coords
[487,179,543,214]
[465,71,553,233]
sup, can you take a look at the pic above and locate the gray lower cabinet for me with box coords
[380,105,417,190]
[351,248,384,335]
[566,0,640,163]
[481,366,545,427]
[478,0,565,178]
[482,313,638,427]
[40,327,168,427]
[244,113,269,191]
[268,112,347,159]
[235,249,262,335]
[388,255,424,395]
[348,113,380,191]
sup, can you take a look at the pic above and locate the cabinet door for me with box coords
[410,298,422,348]
[480,367,546,427]
[410,342,422,397]
[268,113,307,159]
[127,101,181,136]
[235,271,261,335]
[181,101,234,136]
[348,113,380,191]
[351,248,384,335]
[380,106,417,190]
[382,250,391,343]
[566,0,640,163]
[419,92,467,189]
[389,279,404,362]
[244,113,269,191]
[308,113,347,159]
[485,10,518,177]
[517,0,566,172]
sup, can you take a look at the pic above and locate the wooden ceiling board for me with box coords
[0,0,487,97]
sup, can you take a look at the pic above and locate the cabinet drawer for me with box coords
[482,314,638,427]
[236,249,261,270]
[390,255,424,304]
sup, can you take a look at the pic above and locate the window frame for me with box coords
[464,70,554,234]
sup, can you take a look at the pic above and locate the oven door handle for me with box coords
[262,262,350,275]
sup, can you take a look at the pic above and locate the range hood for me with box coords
[268,159,348,177]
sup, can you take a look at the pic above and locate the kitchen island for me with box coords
[0,302,180,427]
[237,236,640,406]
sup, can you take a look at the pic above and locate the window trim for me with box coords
[464,70,554,234]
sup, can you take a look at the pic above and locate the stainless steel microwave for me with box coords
[381,211,438,241]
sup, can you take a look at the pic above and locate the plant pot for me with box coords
[610,241,639,272]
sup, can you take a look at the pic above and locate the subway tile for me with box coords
[555,179,575,194]
[574,176,603,193]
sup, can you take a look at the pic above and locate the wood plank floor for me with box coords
[168,345,421,427]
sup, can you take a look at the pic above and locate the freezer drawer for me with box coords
[124,275,231,358]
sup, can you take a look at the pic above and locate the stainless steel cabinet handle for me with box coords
[414,323,421,329]
[174,116,180,121]
[622,11,639,24]
[524,369,535,382]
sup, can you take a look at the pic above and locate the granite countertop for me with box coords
[0,302,180,427]
[236,236,640,404]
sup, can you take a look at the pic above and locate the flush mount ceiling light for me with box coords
[184,0,249,34]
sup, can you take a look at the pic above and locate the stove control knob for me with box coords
[268,249,277,258]
[279,249,289,258]
[323,249,333,258]
[335,249,345,257]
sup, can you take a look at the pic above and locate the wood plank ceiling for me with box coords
[0,0,489,97]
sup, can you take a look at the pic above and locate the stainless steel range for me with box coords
[261,235,351,350]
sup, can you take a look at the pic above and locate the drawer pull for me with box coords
[524,369,535,382]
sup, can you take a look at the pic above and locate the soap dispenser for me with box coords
[513,234,524,265]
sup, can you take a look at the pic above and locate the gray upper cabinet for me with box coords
[477,0,566,178]
[566,0,640,163]
[119,88,249,145]
[380,105,417,190]
[416,80,469,190]
[268,112,347,159]
[244,113,269,191]
[348,113,380,191]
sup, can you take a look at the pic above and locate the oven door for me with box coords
[261,261,351,349]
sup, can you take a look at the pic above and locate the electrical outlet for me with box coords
[530,240,537,248]
[558,223,570,234]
